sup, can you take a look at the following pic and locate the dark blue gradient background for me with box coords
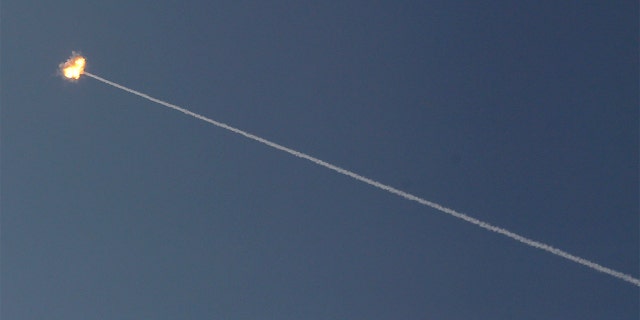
[2,1,638,318]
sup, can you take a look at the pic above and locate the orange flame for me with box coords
[60,53,86,80]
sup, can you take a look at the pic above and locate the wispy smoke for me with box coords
[82,71,640,287]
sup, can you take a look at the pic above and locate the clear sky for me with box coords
[2,1,638,319]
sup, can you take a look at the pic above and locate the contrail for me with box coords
[82,71,640,287]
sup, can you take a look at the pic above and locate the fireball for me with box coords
[60,53,86,80]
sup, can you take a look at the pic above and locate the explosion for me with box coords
[60,52,86,80]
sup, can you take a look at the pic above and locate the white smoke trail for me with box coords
[82,71,640,287]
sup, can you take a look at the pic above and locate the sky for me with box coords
[2,1,638,319]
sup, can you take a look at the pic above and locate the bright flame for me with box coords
[60,53,86,80]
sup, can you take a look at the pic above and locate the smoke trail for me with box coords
[82,71,640,287]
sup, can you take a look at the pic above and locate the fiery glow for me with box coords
[60,53,86,80]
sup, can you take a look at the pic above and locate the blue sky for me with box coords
[2,1,638,318]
